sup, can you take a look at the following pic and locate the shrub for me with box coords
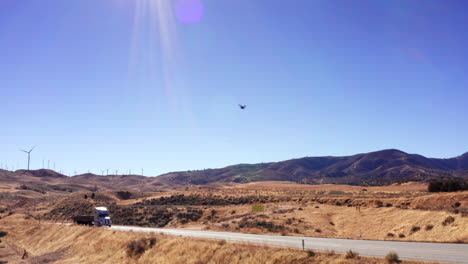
[307,250,316,257]
[386,252,401,263]
[126,238,157,258]
[428,179,468,192]
[398,233,405,238]
[345,250,359,259]
[453,202,461,208]
[0,231,7,238]
[425,224,434,231]
[387,233,395,237]
[116,191,132,200]
[315,228,322,233]
[329,221,335,226]
[410,226,421,233]
[442,216,455,226]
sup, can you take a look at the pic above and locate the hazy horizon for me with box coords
[1,0,467,175]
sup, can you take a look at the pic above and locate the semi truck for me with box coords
[72,206,112,227]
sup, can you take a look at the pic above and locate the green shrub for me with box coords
[307,250,316,257]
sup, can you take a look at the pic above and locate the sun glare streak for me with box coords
[128,0,194,116]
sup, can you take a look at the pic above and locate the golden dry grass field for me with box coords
[1,181,467,243]
[0,215,436,264]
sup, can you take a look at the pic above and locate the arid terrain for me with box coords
[1,155,467,263]
[1,173,467,243]
[0,215,438,264]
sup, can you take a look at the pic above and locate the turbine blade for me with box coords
[20,149,28,153]
[30,146,36,152]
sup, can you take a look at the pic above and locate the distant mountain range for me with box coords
[154,149,468,186]
[1,149,467,190]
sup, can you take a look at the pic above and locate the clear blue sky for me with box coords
[1,0,467,175]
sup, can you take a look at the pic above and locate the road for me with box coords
[111,225,468,263]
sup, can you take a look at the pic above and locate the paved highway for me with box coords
[111,225,468,263]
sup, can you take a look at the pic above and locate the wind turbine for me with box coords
[20,146,36,170]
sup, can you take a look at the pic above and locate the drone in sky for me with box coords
[238,104,246,110]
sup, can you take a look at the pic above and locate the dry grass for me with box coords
[0,215,430,264]
[2,180,467,244]
[196,203,467,243]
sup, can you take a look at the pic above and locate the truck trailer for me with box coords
[72,206,112,227]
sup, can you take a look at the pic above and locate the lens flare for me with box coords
[176,0,205,24]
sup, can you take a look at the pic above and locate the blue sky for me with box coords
[1,0,467,176]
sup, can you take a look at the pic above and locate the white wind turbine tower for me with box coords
[20,146,36,170]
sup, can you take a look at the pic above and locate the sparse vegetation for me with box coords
[428,179,468,192]
[127,237,157,258]
[16,184,46,194]
[410,226,421,233]
[385,252,401,263]
[116,191,133,200]
[345,250,359,259]
[238,219,286,233]
[425,224,434,231]
[442,216,455,226]
[0,217,424,264]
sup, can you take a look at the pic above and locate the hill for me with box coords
[1,149,467,191]
[154,149,468,186]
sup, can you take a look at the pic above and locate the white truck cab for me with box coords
[94,206,112,227]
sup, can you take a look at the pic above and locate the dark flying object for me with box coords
[239,104,246,110]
